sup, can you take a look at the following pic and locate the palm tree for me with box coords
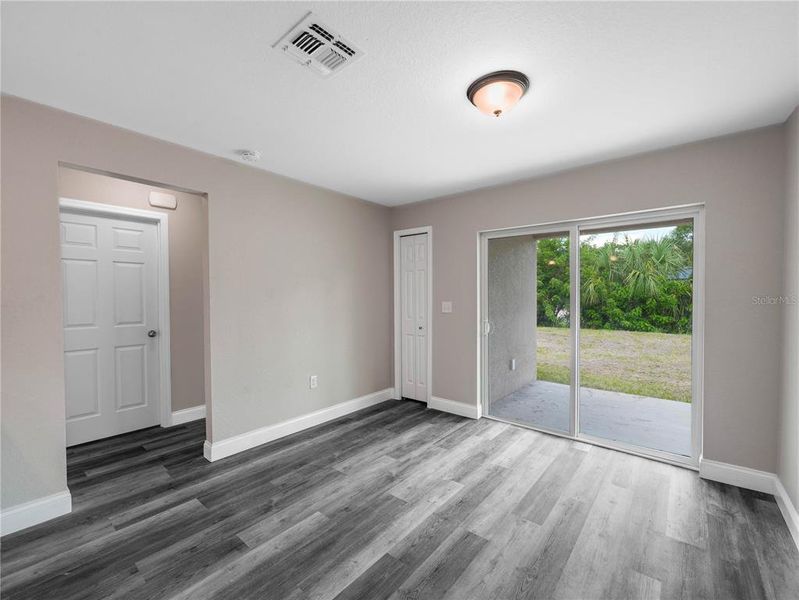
[580,238,623,306]
[581,236,685,303]
[621,237,684,299]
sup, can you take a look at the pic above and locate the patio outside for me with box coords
[491,328,692,456]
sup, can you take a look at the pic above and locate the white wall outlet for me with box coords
[441,301,453,313]
[510,359,516,371]
[309,375,318,389]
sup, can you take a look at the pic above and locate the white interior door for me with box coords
[400,233,428,401]
[61,210,161,446]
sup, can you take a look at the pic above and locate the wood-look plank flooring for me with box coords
[2,400,797,599]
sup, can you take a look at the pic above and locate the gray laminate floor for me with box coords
[1,400,797,600]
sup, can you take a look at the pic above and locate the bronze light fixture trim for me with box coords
[466,70,530,117]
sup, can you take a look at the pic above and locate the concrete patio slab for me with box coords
[489,380,691,456]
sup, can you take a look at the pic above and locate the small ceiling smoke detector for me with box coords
[467,70,530,117]
[274,12,364,78]
[238,150,262,162]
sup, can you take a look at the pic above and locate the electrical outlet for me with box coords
[309,375,318,389]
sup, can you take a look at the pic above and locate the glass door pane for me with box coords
[578,221,693,456]
[486,232,571,433]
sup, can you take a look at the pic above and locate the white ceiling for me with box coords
[2,2,798,206]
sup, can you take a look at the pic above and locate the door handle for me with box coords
[147,330,158,338]
[482,320,492,335]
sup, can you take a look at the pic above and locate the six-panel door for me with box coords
[61,211,161,446]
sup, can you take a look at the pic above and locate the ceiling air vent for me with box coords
[274,12,364,78]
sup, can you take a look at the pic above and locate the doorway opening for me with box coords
[481,206,703,466]
[58,165,209,447]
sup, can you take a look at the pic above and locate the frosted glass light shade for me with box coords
[467,71,530,118]
[472,81,524,117]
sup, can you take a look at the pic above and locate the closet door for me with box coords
[400,233,428,401]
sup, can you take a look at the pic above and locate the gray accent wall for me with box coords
[487,236,537,404]
[393,124,788,474]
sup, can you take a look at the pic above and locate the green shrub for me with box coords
[536,228,693,334]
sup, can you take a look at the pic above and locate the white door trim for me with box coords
[393,226,433,404]
[59,197,173,429]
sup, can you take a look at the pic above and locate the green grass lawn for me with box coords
[537,327,692,402]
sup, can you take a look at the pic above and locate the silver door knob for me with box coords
[147,330,158,338]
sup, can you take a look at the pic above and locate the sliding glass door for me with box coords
[485,231,572,434]
[577,221,694,457]
[481,207,702,464]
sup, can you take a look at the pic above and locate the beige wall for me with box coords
[2,92,795,514]
[1,96,393,510]
[58,167,208,412]
[487,235,537,404]
[779,107,799,508]
[393,125,787,473]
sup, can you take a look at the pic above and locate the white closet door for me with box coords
[400,233,428,401]
[61,211,161,446]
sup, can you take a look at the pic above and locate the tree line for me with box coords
[536,225,693,334]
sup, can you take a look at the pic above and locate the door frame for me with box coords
[393,226,433,404]
[479,204,704,469]
[59,197,173,429]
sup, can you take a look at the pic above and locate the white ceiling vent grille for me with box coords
[274,13,364,78]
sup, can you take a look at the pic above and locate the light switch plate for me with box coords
[441,301,453,313]
[309,375,318,389]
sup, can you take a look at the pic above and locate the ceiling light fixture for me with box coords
[466,70,529,118]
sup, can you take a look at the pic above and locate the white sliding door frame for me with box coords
[479,203,705,469]
[59,197,173,430]
[393,226,433,405]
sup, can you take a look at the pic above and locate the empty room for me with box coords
[1,1,798,599]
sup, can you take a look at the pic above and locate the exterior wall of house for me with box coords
[487,235,537,404]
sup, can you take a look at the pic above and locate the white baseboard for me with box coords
[699,458,799,551]
[203,388,395,462]
[170,404,206,426]
[0,490,72,537]
[774,478,799,551]
[428,396,481,419]
[699,458,776,494]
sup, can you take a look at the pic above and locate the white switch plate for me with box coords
[441,301,453,313]
[309,375,318,389]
